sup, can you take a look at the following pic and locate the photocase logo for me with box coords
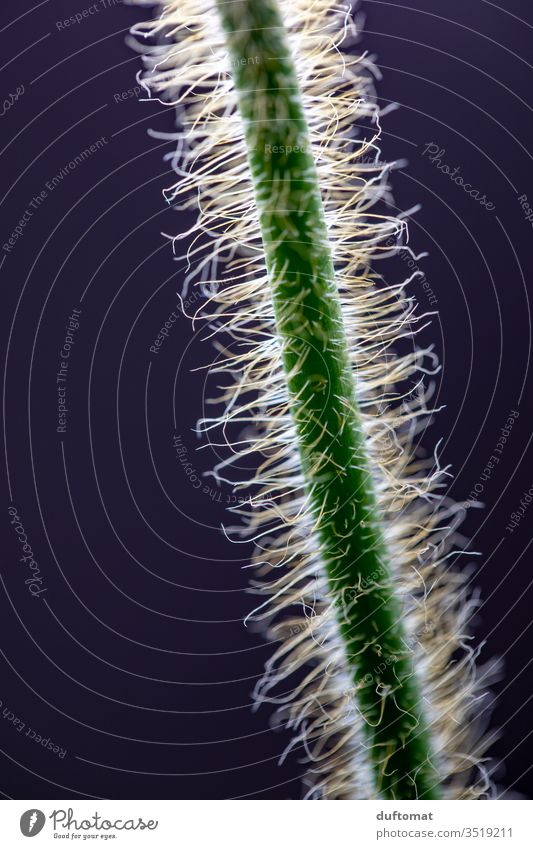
[20,809,46,837]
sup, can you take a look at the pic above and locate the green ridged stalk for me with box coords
[216,0,440,799]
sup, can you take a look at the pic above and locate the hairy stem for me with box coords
[215,0,440,799]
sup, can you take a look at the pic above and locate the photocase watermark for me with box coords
[260,145,385,165]
[505,483,533,534]
[228,54,261,69]
[315,621,436,724]
[18,807,158,838]
[517,193,533,229]
[3,191,47,254]
[288,608,328,640]
[288,564,417,642]
[3,137,108,254]
[20,809,46,837]
[56,0,122,31]
[45,136,108,193]
[182,285,216,311]
[173,434,251,505]
[1,83,25,118]
[353,621,436,693]
[7,506,48,597]
[421,143,496,212]
[465,409,519,506]
[113,84,142,104]
[150,287,223,355]
[149,306,180,356]
[1,698,66,758]
[51,808,158,835]
[386,235,438,306]
[56,308,82,435]
[264,143,310,156]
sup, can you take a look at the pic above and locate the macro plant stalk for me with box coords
[131,0,489,802]
[214,0,439,799]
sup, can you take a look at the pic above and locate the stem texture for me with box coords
[216,0,440,799]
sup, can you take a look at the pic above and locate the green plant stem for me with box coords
[215,0,440,799]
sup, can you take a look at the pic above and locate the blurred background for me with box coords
[0,0,532,799]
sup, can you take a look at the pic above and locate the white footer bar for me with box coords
[1,799,531,848]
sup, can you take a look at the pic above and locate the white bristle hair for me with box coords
[130,0,498,799]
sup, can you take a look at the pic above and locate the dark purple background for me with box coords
[1,0,532,799]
